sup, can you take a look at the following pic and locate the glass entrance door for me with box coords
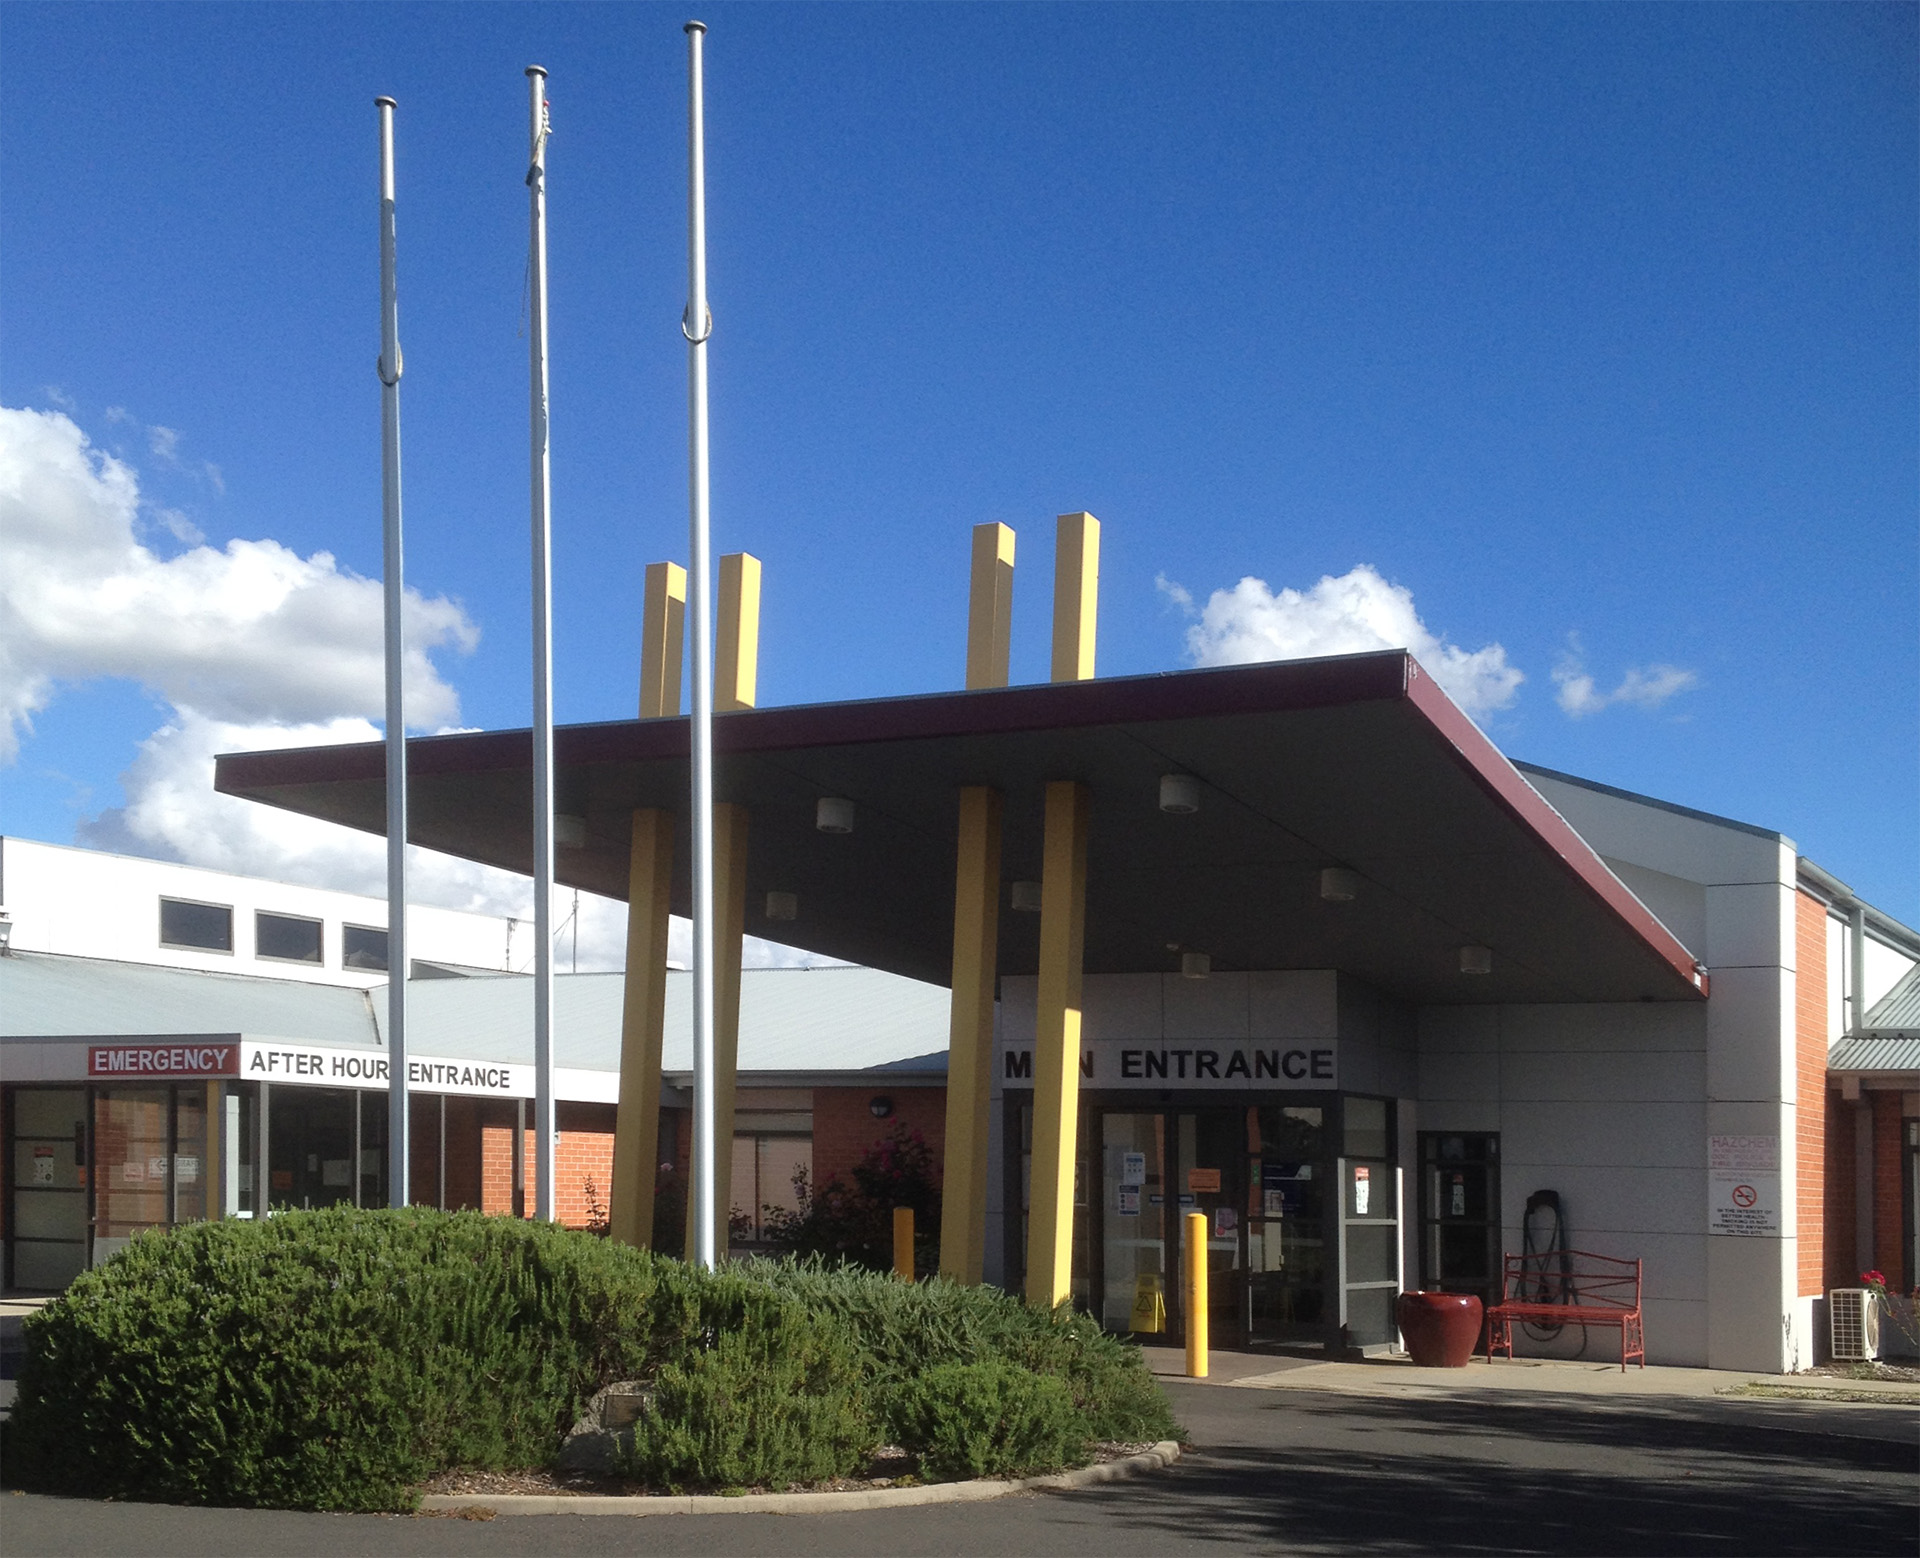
[1099,1114,1168,1334]
[7,1089,89,1291]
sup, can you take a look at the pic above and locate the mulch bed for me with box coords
[1796,1360,1920,1384]
[418,1441,1158,1500]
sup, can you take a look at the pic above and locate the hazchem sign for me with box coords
[1707,1135,1780,1237]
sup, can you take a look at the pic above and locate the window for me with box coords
[341,924,389,972]
[256,911,323,965]
[159,898,232,953]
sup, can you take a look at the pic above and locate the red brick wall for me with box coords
[1824,1090,1857,1291]
[1871,1090,1905,1287]
[812,1086,946,1196]
[471,1102,619,1230]
[1794,891,1828,1297]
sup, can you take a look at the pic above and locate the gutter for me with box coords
[1798,856,1920,1036]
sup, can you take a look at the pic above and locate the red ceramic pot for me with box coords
[1396,1291,1484,1368]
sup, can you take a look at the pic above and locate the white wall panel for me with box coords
[1499,1049,1706,1105]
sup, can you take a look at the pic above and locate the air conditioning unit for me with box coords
[1829,1288,1879,1361]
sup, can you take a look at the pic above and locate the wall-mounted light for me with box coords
[816,797,855,834]
[0,911,12,955]
[554,813,588,850]
[868,1095,894,1119]
[765,891,798,922]
[1181,951,1211,979]
[1459,945,1493,975]
[1159,774,1200,814]
[1320,867,1360,903]
[1010,880,1043,913]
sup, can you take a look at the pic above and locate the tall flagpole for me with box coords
[375,95,411,1209]
[526,65,558,1222]
[683,19,718,1268]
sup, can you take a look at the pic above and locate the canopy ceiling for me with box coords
[215,651,1705,1006]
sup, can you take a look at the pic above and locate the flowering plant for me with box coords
[1860,1269,1920,1357]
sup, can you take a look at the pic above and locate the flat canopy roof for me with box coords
[215,651,1705,1006]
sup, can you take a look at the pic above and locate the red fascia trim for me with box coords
[214,652,1411,795]
[1402,659,1707,999]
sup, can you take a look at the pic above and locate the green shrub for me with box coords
[622,1324,871,1490]
[891,1361,1085,1480]
[4,1211,1174,1512]
[3,1209,861,1511]
[744,1258,1180,1447]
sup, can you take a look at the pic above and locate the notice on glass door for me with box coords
[1353,1164,1371,1216]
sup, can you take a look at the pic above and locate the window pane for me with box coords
[342,925,389,971]
[160,898,231,952]
[257,911,323,964]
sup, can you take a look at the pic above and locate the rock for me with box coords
[556,1380,652,1472]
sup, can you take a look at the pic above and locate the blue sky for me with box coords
[2,1,1915,933]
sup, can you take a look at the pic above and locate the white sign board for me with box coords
[1708,1135,1780,1237]
[999,1039,1337,1091]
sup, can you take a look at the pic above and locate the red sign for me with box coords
[1731,1184,1757,1209]
[88,1043,240,1079]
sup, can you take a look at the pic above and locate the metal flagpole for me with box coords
[526,65,557,1221]
[375,95,411,1209]
[683,19,718,1268]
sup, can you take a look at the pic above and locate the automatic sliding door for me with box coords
[1099,1113,1167,1333]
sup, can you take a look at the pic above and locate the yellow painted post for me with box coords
[937,786,1004,1284]
[610,562,688,1248]
[610,808,673,1246]
[1024,779,1090,1309]
[1184,1211,1209,1378]
[938,524,1014,1285]
[687,801,751,1259]
[639,561,687,719]
[1050,512,1099,683]
[716,552,761,712]
[965,522,1016,690]
[894,1206,915,1281]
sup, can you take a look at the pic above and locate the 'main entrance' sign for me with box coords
[999,1039,1337,1090]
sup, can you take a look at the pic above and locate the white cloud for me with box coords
[1552,639,1699,718]
[0,406,476,762]
[1162,564,1524,719]
[7,405,831,974]
[147,424,182,464]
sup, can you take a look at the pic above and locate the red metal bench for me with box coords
[1482,1249,1644,1371]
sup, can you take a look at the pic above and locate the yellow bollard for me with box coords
[1184,1211,1208,1378]
[893,1206,915,1282]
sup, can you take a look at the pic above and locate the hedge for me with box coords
[3,1209,1175,1511]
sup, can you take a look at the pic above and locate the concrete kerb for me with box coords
[417,1440,1182,1518]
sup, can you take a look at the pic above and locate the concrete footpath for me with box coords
[1138,1344,1920,1403]
[5,1348,1914,1556]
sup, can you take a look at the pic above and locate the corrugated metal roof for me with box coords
[1828,1036,1920,1074]
[0,951,377,1048]
[1865,962,1920,1034]
[0,953,950,1076]
[383,967,950,1074]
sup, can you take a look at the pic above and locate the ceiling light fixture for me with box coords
[765,891,797,922]
[1181,951,1211,979]
[1010,881,1043,913]
[1459,945,1493,975]
[554,813,588,850]
[816,797,855,834]
[1320,867,1360,902]
[1159,774,1200,814]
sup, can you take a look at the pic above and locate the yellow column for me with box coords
[716,552,761,712]
[686,552,758,1258]
[1024,513,1097,1308]
[610,807,673,1247]
[894,1206,916,1281]
[940,522,1014,1284]
[639,561,688,719]
[1050,512,1099,682]
[610,561,685,1247]
[688,800,750,1259]
[938,785,1004,1283]
[965,522,1016,690]
[1026,779,1091,1308]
